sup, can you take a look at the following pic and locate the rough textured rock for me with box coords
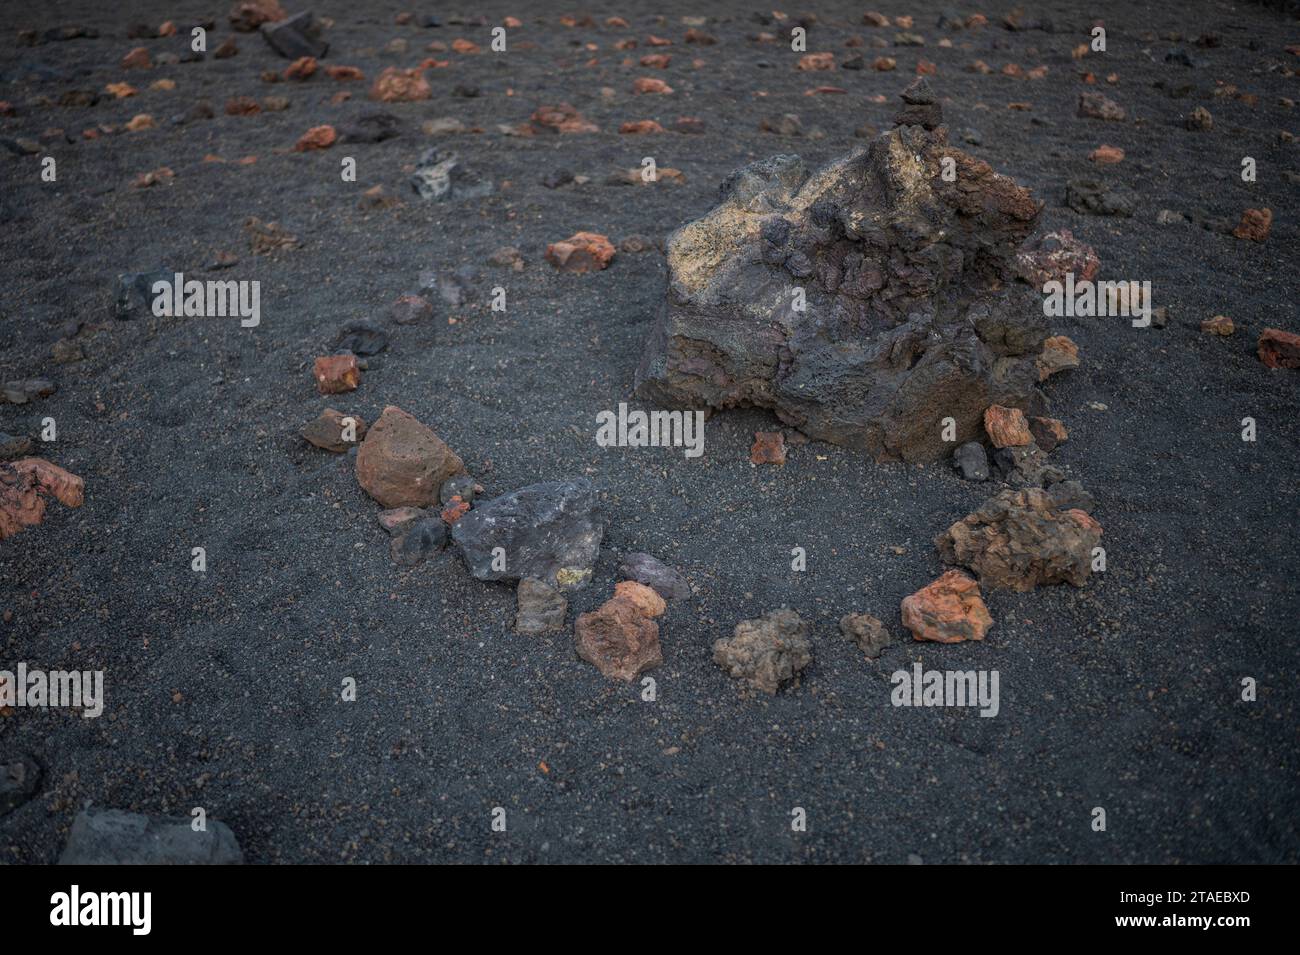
[574,585,663,680]
[1233,208,1272,242]
[313,354,360,394]
[936,487,1102,591]
[0,457,85,541]
[839,611,894,658]
[713,608,812,694]
[545,232,615,273]
[991,443,1063,488]
[390,517,446,566]
[355,405,465,508]
[634,82,1046,462]
[984,404,1033,447]
[301,408,366,452]
[1028,415,1068,451]
[618,551,690,600]
[1259,328,1300,369]
[515,577,568,634]
[370,67,431,102]
[452,478,602,589]
[410,147,493,201]
[261,11,326,59]
[0,433,35,461]
[230,0,285,32]
[1078,91,1125,121]
[0,754,40,816]
[58,808,244,864]
[901,570,992,643]
[1014,228,1100,286]
[749,430,787,464]
[1037,335,1080,380]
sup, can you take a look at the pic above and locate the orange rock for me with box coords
[159,21,177,36]
[284,56,317,80]
[313,354,360,394]
[125,114,155,131]
[575,594,663,681]
[640,53,671,68]
[646,35,672,46]
[614,38,637,50]
[325,65,364,81]
[1027,65,1049,79]
[1089,144,1124,163]
[966,14,988,27]
[619,119,665,134]
[504,16,522,28]
[370,67,431,102]
[916,60,937,75]
[545,232,615,273]
[749,431,786,465]
[1258,328,1300,369]
[452,38,481,53]
[1201,315,1234,336]
[606,16,630,28]
[901,570,992,643]
[873,57,897,71]
[895,15,914,28]
[633,77,673,94]
[105,82,137,98]
[797,52,835,70]
[1002,63,1024,77]
[149,79,176,91]
[440,496,471,524]
[294,125,337,151]
[983,405,1033,447]
[1037,335,1080,381]
[530,103,599,133]
[121,46,152,69]
[0,458,85,541]
[613,580,666,618]
[1233,208,1272,242]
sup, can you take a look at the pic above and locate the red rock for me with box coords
[1258,328,1300,369]
[452,38,481,53]
[370,67,431,103]
[619,119,665,134]
[530,103,599,133]
[229,0,286,32]
[326,65,364,81]
[313,354,360,394]
[983,405,1033,447]
[916,60,937,75]
[640,53,671,68]
[1027,65,1049,79]
[225,96,260,116]
[632,77,673,94]
[575,593,663,681]
[0,458,85,541]
[1028,416,1068,452]
[613,580,666,618]
[749,431,787,465]
[121,47,152,69]
[301,408,367,452]
[545,232,615,273]
[1233,208,1272,241]
[798,52,835,70]
[158,21,177,36]
[901,570,992,643]
[284,56,317,80]
[1002,63,1024,78]
[1201,315,1234,336]
[1089,144,1124,163]
[293,125,336,151]
[355,406,466,509]
[1037,335,1080,380]
[440,496,470,524]
[646,35,672,46]
[125,114,154,132]
[685,28,716,44]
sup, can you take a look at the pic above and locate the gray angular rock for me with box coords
[390,518,446,566]
[991,444,1063,488]
[514,577,567,634]
[260,11,327,59]
[1065,179,1134,217]
[58,808,244,864]
[634,85,1046,463]
[618,552,690,600]
[713,608,812,694]
[452,479,602,589]
[410,148,493,202]
[439,473,476,505]
[952,441,989,481]
[114,267,171,319]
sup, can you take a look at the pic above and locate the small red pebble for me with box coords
[313,354,361,394]
[750,431,787,465]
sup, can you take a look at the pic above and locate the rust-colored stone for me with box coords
[901,570,992,643]
[355,406,465,508]
[546,232,615,273]
[294,125,337,151]
[0,458,85,541]
[575,594,662,681]
[749,431,787,465]
[370,67,431,103]
[1233,208,1272,242]
[1259,328,1300,369]
[983,405,1033,448]
[313,354,360,394]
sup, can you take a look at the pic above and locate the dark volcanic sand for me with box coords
[1,1,1298,864]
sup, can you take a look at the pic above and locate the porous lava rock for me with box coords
[635,80,1046,462]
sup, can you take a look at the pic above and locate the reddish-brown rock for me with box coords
[1089,145,1125,164]
[1259,328,1300,369]
[619,119,665,134]
[546,232,615,273]
[355,405,466,508]
[632,77,673,94]
[294,125,337,151]
[229,0,286,31]
[284,56,317,80]
[326,65,364,81]
[121,47,152,69]
[749,431,787,465]
[613,580,666,619]
[1037,335,1080,381]
[313,354,360,394]
[0,458,85,541]
[984,405,1033,448]
[575,590,663,681]
[1015,230,1100,286]
[530,103,599,134]
[1029,416,1068,452]
[1233,208,1272,242]
[370,67,431,103]
[901,570,992,643]
[797,52,835,70]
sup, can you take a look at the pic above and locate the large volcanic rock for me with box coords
[635,79,1047,462]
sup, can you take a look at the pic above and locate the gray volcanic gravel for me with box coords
[1,0,1298,863]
